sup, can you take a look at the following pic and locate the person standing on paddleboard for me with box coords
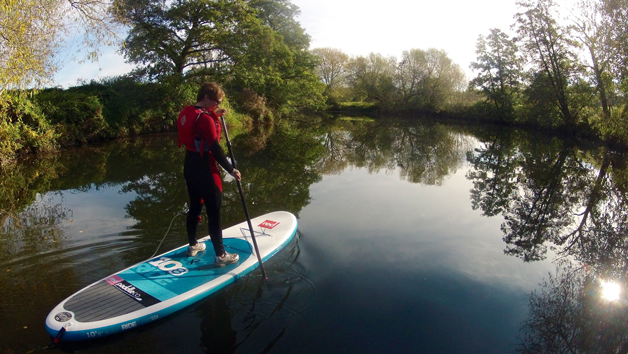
[177,82,241,265]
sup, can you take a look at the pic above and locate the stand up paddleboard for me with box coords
[45,211,297,342]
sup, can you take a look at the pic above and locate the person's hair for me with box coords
[196,82,225,102]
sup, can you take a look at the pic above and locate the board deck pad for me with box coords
[45,211,297,341]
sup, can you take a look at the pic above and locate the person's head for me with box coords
[196,82,225,108]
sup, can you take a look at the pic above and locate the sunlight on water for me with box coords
[601,280,621,302]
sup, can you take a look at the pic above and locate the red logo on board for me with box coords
[106,275,124,286]
[259,220,280,229]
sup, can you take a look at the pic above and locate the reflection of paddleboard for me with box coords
[45,211,297,342]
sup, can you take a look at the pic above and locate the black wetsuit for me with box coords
[178,105,234,256]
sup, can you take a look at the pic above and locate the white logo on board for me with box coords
[115,283,143,301]
[121,321,137,330]
[149,257,189,276]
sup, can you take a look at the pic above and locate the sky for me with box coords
[53,0,520,87]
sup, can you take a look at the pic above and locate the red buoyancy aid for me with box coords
[177,105,224,191]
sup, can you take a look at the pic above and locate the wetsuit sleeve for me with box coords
[208,139,234,173]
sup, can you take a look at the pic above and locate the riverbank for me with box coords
[0,81,251,166]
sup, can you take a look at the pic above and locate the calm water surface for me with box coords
[2,118,627,353]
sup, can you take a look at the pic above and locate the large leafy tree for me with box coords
[114,0,261,77]
[470,28,522,121]
[114,0,323,113]
[396,48,465,112]
[244,0,324,112]
[311,47,350,97]
[515,0,582,127]
[348,53,397,105]
[570,0,628,139]
[571,0,618,120]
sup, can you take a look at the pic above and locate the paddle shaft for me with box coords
[219,116,267,279]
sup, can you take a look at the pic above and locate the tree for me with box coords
[397,48,466,112]
[249,0,309,50]
[603,0,628,84]
[348,53,397,105]
[570,0,626,124]
[572,0,628,140]
[114,0,258,77]
[311,48,350,97]
[241,0,324,113]
[470,28,522,121]
[515,0,581,127]
[0,0,118,93]
[114,0,323,114]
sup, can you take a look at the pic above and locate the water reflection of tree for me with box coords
[466,130,628,263]
[465,129,628,353]
[226,124,326,218]
[0,151,83,259]
[318,119,470,185]
[1,125,326,265]
[119,124,325,238]
[518,260,628,354]
[1,193,71,255]
[0,128,323,349]
[0,144,128,351]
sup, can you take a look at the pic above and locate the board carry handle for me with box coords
[219,115,267,280]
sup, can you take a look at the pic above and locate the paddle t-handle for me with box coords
[219,115,267,280]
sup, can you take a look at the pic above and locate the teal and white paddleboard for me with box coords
[45,211,297,342]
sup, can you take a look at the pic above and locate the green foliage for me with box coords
[316,48,468,114]
[463,0,628,143]
[329,101,378,114]
[62,75,197,136]
[116,75,196,134]
[0,93,57,165]
[395,48,466,113]
[68,77,148,135]
[521,72,562,127]
[311,47,351,101]
[234,88,271,124]
[469,28,522,122]
[250,0,310,50]
[348,53,397,106]
[590,104,628,145]
[225,26,325,116]
[35,89,108,146]
[114,0,324,116]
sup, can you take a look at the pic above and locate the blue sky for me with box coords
[53,0,520,87]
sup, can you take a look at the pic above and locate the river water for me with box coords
[1,118,627,353]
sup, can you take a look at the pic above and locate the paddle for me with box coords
[219,114,267,280]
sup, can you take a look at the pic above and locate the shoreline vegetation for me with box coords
[3,0,628,165]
